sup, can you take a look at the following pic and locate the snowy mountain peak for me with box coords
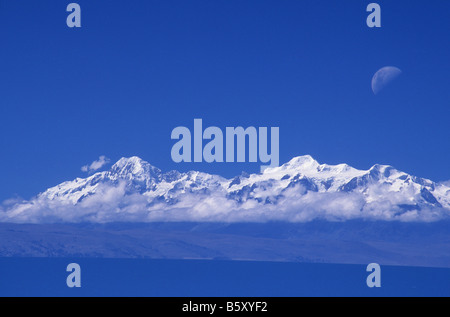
[112,156,157,173]
[262,155,319,176]
[110,156,162,180]
[284,155,319,169]
[2,155,450,223]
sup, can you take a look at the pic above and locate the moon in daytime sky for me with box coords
[371,66,402,95]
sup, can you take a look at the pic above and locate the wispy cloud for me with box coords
[81,156,110,173]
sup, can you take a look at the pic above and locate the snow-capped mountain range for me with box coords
[2,155,450,223]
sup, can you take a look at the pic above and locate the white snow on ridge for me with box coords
[246,155,367,192]
[1,155,449,223]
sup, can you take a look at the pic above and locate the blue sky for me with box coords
[0,0,449,201]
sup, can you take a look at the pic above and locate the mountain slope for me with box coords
[0,221,449,267]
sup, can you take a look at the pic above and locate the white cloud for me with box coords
[0,181,448,224]
[81,156,110,173]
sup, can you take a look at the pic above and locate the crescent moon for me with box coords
[371,66,402,95]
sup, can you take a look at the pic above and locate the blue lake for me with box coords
[0,258,448,297]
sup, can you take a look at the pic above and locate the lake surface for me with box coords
[0,258,448,297]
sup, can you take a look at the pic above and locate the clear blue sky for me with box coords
[0,0,449,201]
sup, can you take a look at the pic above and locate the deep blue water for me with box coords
[0,258,448,297]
